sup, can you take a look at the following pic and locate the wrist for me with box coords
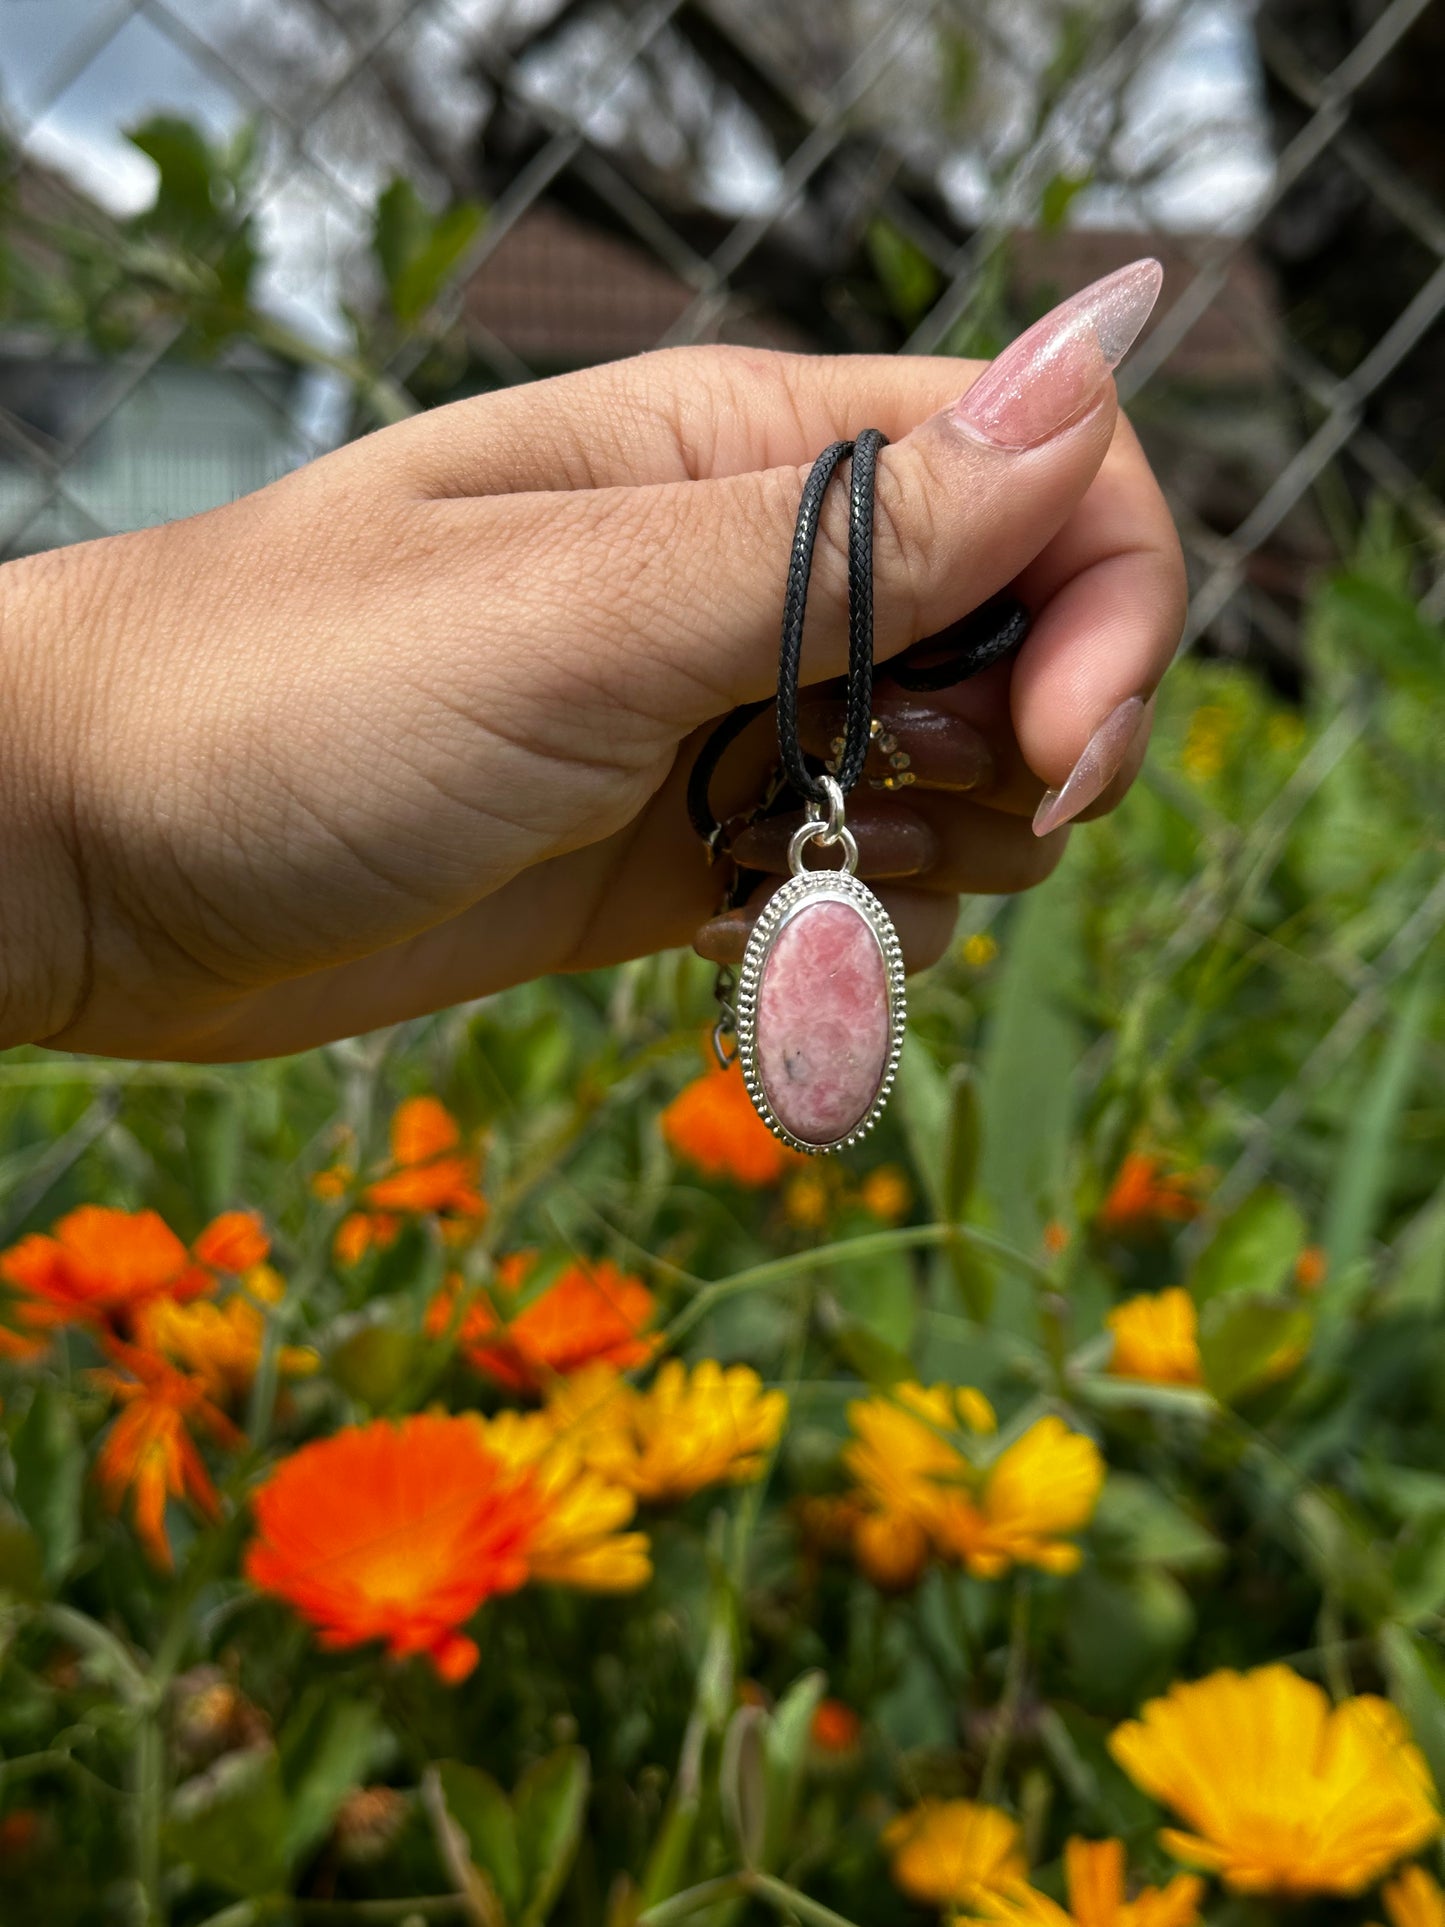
[0,548,94,1049]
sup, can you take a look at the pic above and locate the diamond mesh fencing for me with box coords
[0,0,1442,1213]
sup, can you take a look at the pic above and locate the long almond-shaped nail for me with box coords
[1033,697,1145,836]
[694,907,757,967]
[952,259,1163,451]
[796,698,994,793]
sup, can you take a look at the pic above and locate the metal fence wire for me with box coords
[0,0,1442,1196]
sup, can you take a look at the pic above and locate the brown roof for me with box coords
[464,201,1279,384]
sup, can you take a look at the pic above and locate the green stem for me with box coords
[294,1903,475,1923]
[662,1223,1048,1351]
[637,1876,747,1926]
[979,1578,1031,1806]
[42,1603,150,1704]
[744,1871,866,1927]
[132,1705,165,1926]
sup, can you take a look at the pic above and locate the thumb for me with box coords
[478,259,1162,729]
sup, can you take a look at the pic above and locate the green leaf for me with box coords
[515,1746,590,1927]
[372,177,485,327]
[186,1086,242,1219]
[898,1045,991,1315]
[1189,1188,1307,1305]
[1197,1296,1311,1404]
[330,1323,419,1411]
[1294,1491,1394,1626]
[12,1380,84,1584]
[437,1760,524,1920]
[128,116,220,235]
[827,1242,915,1354]
[761,1671,826,1869]
[167,1746,289,1898]
[1381,1625,1445,1801]
[1322,968,1434,1289]
[864,219,940,325]
[0,1508,44,1600]
[1090,1475,1223,1573]
[1388,1180,1445,1313]
[720,1704,767,1867]
[1320,575,1445,684]
[279,1691,389,1865]
[826,1318,913,1390]
[1063,1567,1193,1701]
[1040,171,1091,231]
[979,873,1082,1259]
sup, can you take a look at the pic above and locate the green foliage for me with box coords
[5,110,1445,1927]
[373,177,487,329]
[437,1748,590,1927]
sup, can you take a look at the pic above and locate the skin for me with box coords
[0,344,1185,1063]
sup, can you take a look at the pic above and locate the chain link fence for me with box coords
[0,0,1442,1216]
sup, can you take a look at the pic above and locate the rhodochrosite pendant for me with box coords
[736,852,905,1156]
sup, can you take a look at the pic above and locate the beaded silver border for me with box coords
[735,871,906,1155]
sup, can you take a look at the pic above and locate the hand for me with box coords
[0,260,1184,1061]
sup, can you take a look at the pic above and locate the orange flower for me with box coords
[0,1323,50,1365]
[192,1211,269,1274]
[329,1098,486,1261]
[1042,1220,1072,1257]
[93,1344,244,1570]
[811,1698,862,1754]
[859,1166,912,1224]
[0,1206,260,1336]
[244,1414,541,1681]
[431,1254,656,1394]
[1295,1246,1329,1292]
[1098,1155,1204,1235]
[662,1062,804,1186]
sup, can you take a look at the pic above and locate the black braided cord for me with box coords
[687,432,1032,855]
[776,438,856,805]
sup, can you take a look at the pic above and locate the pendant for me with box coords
[735,788,905,1155]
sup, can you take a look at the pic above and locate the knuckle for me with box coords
[870,449,938,637]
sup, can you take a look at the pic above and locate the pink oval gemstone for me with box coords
[757,899,890,1145]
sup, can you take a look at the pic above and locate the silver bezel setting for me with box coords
[735,870,906,1156]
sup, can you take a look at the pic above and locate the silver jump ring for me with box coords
[811,773,847,845]
[788,817,860,876]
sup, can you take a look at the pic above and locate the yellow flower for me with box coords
[884,1800,1025,1911]
[1180,704,1232,782]
[134,1273,318,1404]
[1374,1865,1445,1927]
[939,1417,1105,1579]
[961,933,999,969]
[965,1838,1203,1927]
[1266,711,1306,754]
[544,1361,788,1505]
[467,1409,650,1593]
[784,1168,834,1231]
[844,1386,1102,1583]
[845,1382,975,1526]
[1109,1665,1440,1896]
[1106,1290,1203,1387]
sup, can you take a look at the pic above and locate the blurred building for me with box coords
[0,158,297,556]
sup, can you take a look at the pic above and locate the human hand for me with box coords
[0,259,1183,1061]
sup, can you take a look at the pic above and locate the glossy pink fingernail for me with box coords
[951,259,1163,451]
[1033,697,1145,836]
